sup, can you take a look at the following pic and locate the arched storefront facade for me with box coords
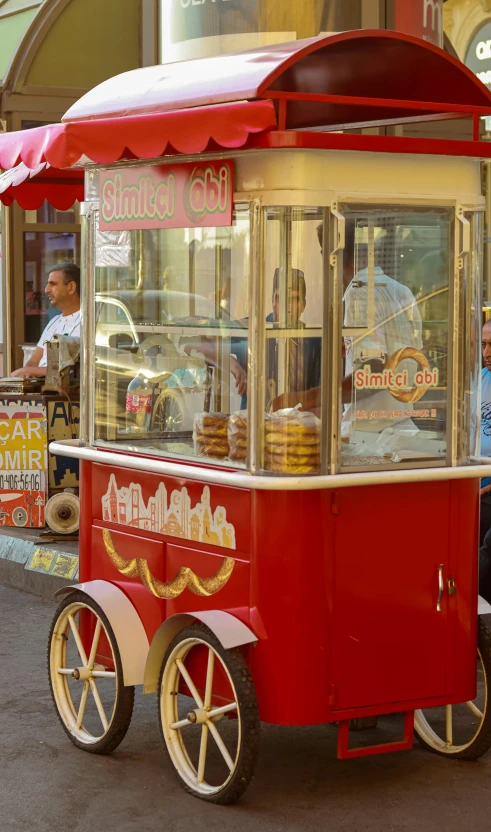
[0,0,158,373]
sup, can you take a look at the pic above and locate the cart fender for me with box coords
[54,580,149,687]
[479,595,491,616]
[143,611,257,694]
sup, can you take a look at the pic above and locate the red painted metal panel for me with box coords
[256,130,491,159]
[330,480,477,711]
[337,712,414,759]
[78,460,480,727]
[164,544,250,620]
[90,462,251,555]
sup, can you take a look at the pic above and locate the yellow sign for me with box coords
[0,418,47,471]
[51,553,78,579]
[28,548,55,573]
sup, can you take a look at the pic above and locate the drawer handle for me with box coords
[437,564,444,612]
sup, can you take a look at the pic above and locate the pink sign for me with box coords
[99,160,234,231]
[394,0,443,48]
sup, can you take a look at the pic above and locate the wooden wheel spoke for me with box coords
[446,704,453,746]
[170,717,193,730]
[466,700,484,720]
[204,649,215,709]
[176,659,204,708]
[207,720,234,771]
[88,619,102,668]
[197,723,209,784]
[89,678,109,731]
[208,702,237,720]
[76,681,90,729]
[68,614,88,665]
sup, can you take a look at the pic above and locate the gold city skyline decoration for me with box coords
[102,529,235,600]
[101,475,236,550]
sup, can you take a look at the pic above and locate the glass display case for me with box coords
[89,165,481,476]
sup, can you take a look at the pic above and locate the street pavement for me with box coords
[3,582,491,832]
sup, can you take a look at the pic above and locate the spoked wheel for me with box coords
[414,618,491,760]
[158,623,260,804]
[48,590,134,753]
[151,389,184,433]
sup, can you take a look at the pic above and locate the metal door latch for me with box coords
[447,576,457,596]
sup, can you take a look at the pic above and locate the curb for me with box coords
[0,533,78,601]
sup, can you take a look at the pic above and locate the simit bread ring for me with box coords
[386,347,430,404]
[266,460,320,474]
[265,432,319,446]
[195,425,228,437]
[196,436,229,449]
[196,443,229,458]
[265,422,319,437]
[229,436,248,448]
[196,413,229,428]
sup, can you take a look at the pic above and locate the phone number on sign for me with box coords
[0,472,43,490]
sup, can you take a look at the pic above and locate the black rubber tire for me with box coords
[48,590,135,754]
[415,617,491,760]
[158,622,260,805]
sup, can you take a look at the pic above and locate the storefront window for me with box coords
[93,207,250,465]
[23,228,80,344]
[339,206,452,469]
[24,201,80,225]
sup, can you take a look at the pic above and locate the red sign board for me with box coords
[394,0,443,48]
[99,160,234,231]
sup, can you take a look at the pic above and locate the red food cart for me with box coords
[4,30,491,804]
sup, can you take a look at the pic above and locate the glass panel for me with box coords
[23,230,80,344]
[465,212,482,461]
[260,207,324,474]
[24,201,80,224]
[93,207,250,466]
[340,206,452,469]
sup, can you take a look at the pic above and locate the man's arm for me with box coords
[183,338,247,396]
[10,346,46,378]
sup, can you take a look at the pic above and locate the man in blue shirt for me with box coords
[479,319,491,599]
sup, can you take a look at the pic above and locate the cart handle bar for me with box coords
[50,440,491,493]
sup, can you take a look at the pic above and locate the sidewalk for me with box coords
[0,526,78,599]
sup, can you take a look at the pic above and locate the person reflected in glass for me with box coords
[317,222,423,437]
[183,268,321,413]
[231,267,321,412]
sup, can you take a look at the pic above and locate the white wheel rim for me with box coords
[414,648,487,753]
[160,637,241,796]
[49,601,118,745]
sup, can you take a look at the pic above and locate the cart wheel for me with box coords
[48,590,134,754]
[151,389,184,433]
[414,618,491,760]
[158,623,259,804]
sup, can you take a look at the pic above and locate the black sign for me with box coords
[465,20,491,90]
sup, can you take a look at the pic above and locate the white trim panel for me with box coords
[51,439,491,492]
[54,580,149,686]
[143,611,257,694]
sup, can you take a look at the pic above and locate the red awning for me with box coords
[0,163,84,209]
[0,30,490,195]
[0,100,277,171]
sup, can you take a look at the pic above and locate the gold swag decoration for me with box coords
[102,529,235,599]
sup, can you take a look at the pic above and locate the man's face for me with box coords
[45,270,74,308]
[482,323,491,369]
[272,288,306,325]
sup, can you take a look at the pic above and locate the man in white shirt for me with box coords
[342,265,423,436]
[11,263,80,378]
